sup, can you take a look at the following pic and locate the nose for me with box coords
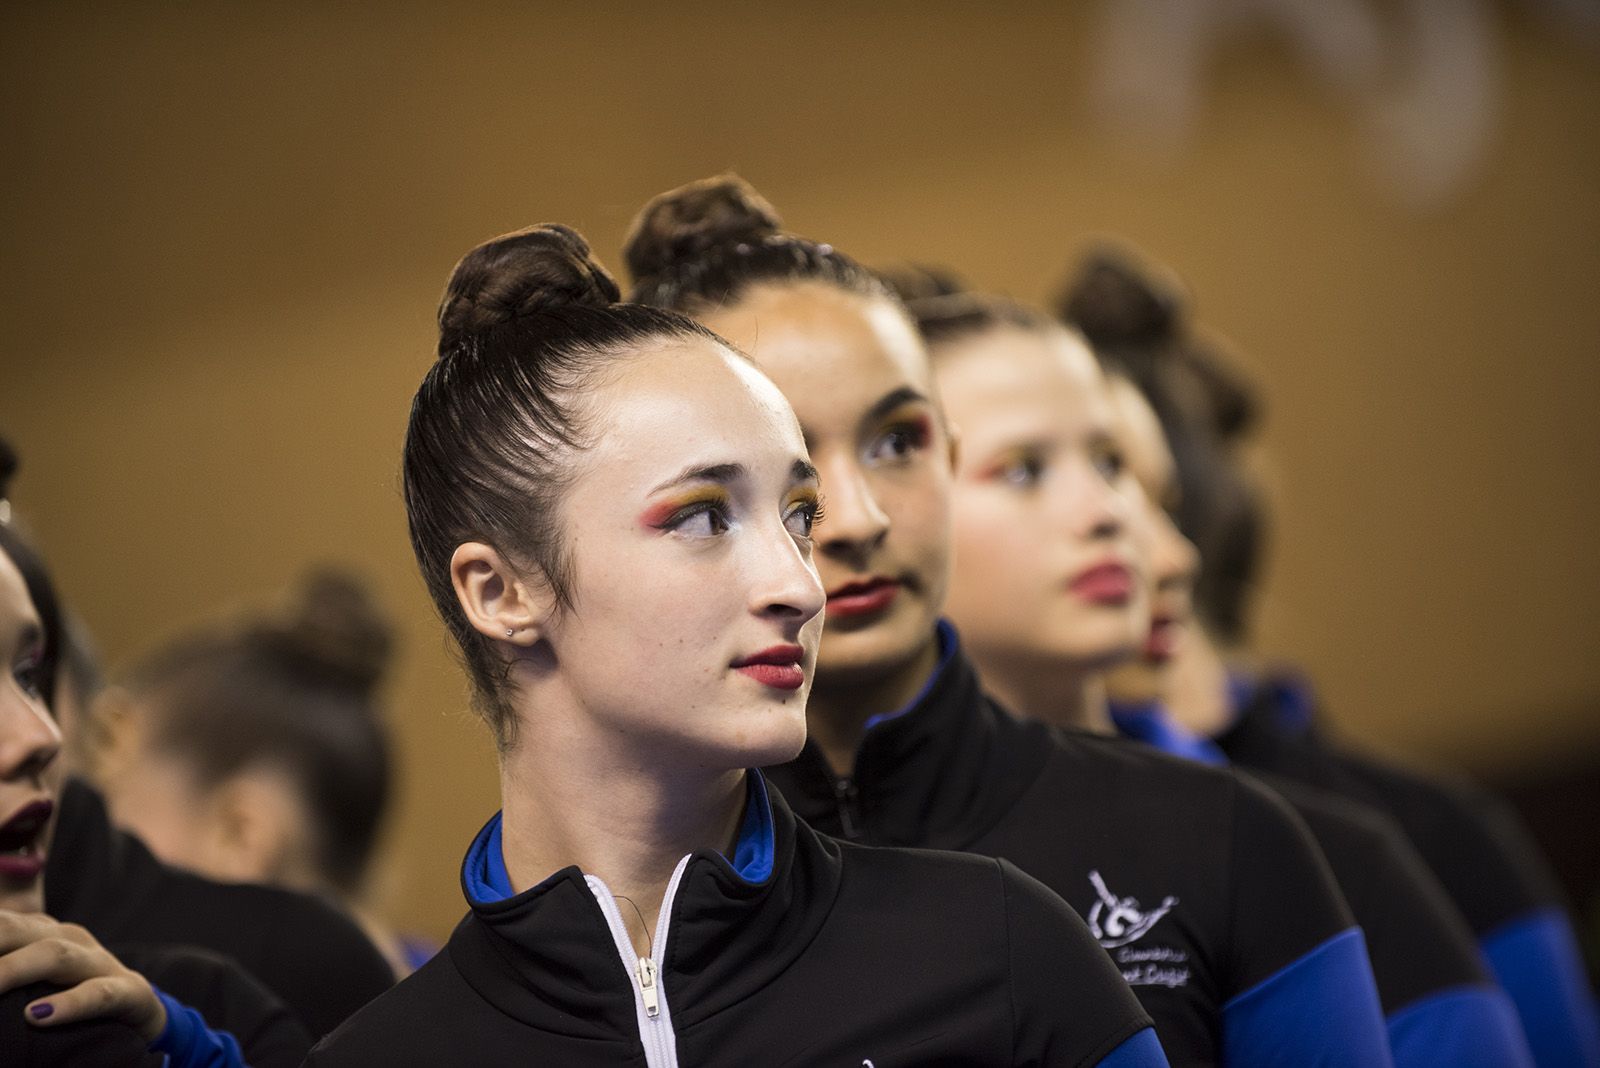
[1071,461,1130,544]
[750,522,827,630]
[815,459,890,569]
[0,685,62,785]
[1152,509,1200,592]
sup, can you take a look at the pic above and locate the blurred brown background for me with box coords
[2,3,1596,942]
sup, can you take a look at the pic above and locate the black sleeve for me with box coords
[1,983,164,1067]
[1258,775,1492,1012]
[118,943,312,1068]
[1225,774,1355,993]
[998,857,1154,1066]
[243,893,395,1041]
[1330,751,1565,934]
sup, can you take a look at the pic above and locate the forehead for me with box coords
[934,325,1111,443]
[700,281,933,427]
[582,335,807,484]
[0,550,39,637]
[1108,377,1174,486]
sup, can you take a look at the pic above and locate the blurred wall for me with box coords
[2,3,1596,941]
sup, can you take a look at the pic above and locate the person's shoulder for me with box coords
[1050,725,1242,793]
[305,946,478,1066]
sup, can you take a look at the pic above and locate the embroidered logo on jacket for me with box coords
[1087,870,1177,948]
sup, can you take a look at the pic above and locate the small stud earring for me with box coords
[505,627,515,638]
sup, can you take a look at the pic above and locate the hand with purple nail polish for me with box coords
[0,910,167,1041]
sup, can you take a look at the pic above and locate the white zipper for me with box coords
[586,856,690,1068]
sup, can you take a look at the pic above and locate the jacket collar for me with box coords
[764,621,1054,851]
[446,770,841,1037]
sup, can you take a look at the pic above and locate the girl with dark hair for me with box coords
[0,519,312,1067]
[0,446,396,1043]
[1062,246,1600,1068]
[89,568,430,975]
[307,222,1159,1066]
[625,174,1387,1065]
[1097,369,1534,1065]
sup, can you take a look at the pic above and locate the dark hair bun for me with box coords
[875,263,971,306]
[623,174,784,289]
[1060,245,1185,350]
[438,223,621,346]
[260,568,395,697]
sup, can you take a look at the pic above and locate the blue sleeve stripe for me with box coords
[1386,984,1533,1068]
[150,988,247,1068]
[1481,907,1600,1068]
[1095,1026,1169,1067]
[1223,927,1394,1067]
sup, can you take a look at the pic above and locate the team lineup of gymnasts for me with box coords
[0,174,1594,1067]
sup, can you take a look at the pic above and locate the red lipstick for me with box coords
[731,645,806,691]
[825,577,900,619]
[1142,614,1184,663]
[0,799,53,881]
[1068,561,1134,606]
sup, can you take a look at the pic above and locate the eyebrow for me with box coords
[650,459,818,497]
[860,386,932,430]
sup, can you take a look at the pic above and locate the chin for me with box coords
[816,611,932,683]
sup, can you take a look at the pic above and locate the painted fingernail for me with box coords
[29,1003,53,1020]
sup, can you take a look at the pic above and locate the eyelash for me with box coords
[657,496,825,540]
[658,499,733,537]
[785,497,825,539]
[995,452,1046,488]
[1092,443,1127,483]
[866,419,931,466]
[13,653,43,701]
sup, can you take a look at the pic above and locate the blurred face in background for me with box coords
[1104,374,1202,705]
[933,323,1148,681]
[0,548,63,914]
[698,281,955,692]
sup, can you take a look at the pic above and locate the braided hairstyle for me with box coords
[404,223,721,748]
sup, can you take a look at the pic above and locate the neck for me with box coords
[496,695,746,957]
[805,634,940,777]
[1161,625,1237,738]
[976,652,1115,734]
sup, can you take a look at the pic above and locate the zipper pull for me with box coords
[833,777,863,841]
[636,955,660,1018]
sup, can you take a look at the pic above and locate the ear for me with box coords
[450,541,555,648]
[205,773,299,885]
[85,686,146,784]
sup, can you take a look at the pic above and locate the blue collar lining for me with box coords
[861,620,956,734]
[462,771,777,905]
[1109,700,1229,767]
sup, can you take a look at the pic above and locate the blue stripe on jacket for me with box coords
[1482,908,1600,1068]
[1386,984,1533,1068]
[1095,1026,1169,1067]
[1220,915,1393,1066]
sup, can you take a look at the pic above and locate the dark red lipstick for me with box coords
[732,645,806,691]
[825,577,900,620]
[0,799,53,881]
[1142,613,1184,663]
[1068,560,1134,606]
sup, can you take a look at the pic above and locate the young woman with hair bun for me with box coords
[624,174,1387,1065]
[0,513,311,1067]
[307,222,1159,1066]
[1061,245,1600,1068]
[89,567,432,976]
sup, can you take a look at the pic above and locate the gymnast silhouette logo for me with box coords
[1087,870,1178,948]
